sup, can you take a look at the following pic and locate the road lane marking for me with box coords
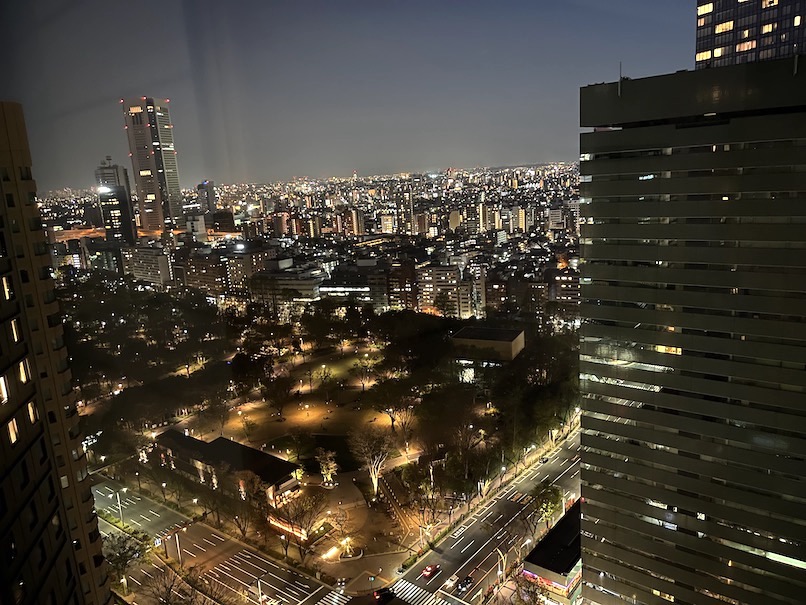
[202,537,217,546]
[192,542,206,552]
[130,519,141,526]
[140,515,151,521]
[128,575,141,586]
[460,540,475,554]
[450,536,465,549]
[148,510,161,517]
[426,569,443,585]
[141,570,153,579]
[182,548,197,557]
[554,462,577,483]
[210,533,226,541]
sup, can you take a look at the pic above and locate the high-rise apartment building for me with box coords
[94,156,130,198]
[0,102,111,605]
[579,58,806,605]
[122,97,182,231]
[695,0,805,68]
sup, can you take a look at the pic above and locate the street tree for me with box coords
[315,448,339,484]
[240,412,257,442]
[509,572,549,605]
[533,480,562,529]
[349,426,392,495]
[102,532,147,593]
[143,564,237,605]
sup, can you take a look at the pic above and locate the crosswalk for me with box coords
[309,590,351,605]
[391,579,451,605]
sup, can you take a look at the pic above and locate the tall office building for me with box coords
[122,97,182,231]
[695,0,805,68]
[94,156,130,198]
[579,59,806,605]
[0,103,111,604]
[98,185,137,245]
[196,180,216,213]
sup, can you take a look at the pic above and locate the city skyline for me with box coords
[4,0,691,192]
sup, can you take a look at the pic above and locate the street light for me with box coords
[108,487,128,526]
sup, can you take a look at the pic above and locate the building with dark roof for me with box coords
[155,430,299,507]
[451,326,525,361]
[522,499,581,605]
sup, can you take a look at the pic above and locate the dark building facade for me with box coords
[0,102,111,605]
[579,59,806,605]
[98,185,136,245]
[695,0,805,68]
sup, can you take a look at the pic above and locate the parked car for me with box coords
[373,588,394,603]
[457,576,475,592]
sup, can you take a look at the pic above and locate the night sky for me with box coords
[2,0,692,191]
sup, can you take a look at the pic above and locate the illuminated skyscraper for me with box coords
[579,58,806,605]
[196,180,217,213]
[695,0,805,68]
[122,97,182,231]
[0,102,111,605]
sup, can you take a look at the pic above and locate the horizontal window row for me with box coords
[582,140,806,162]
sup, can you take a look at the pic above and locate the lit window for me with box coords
[736,40,757,52]
[697,17,706,27]
[795,16,802,26]
[27,401,38,424]
[0,376,7,403]
[18,359,30,384]
[2,275,12,300]
[10,318,20,342]
[8,418,19,444]
[715,20,734,33]
[714,47,727,57]
[762,23,776,33]
[139,169,152,176]
[763,0,778,7]
[696,50,712,61]
[698,3,714,16]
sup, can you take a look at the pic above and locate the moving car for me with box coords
[457,576,475,593]
[540,456,549,463]
[444,574,460,589]
[422,564,441,578]
[373,588,394,603]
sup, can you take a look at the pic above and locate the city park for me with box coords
[64,271,578,600]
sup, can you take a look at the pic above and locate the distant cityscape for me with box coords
[40,152,582,325]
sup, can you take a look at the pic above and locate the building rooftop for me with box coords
[452,326,524,342]
[524,499,581,576]
[156,430,298,486]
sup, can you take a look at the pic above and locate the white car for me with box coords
[444,574,460,589]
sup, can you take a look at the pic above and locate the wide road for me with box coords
[387,429,581,605]
[93,477,350,605]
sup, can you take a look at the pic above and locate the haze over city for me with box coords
[5,0,691,190]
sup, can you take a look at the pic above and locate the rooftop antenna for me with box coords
[618,61,623,98]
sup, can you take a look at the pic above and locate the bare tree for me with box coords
[203,391,231,436]
[102,532,146,594]
[143,564,238,605]
[349,426,392,495]
[278,491,329,562]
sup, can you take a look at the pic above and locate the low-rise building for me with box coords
[155,430,299,508]
[450,326,525,362]
[521,499,582,605]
